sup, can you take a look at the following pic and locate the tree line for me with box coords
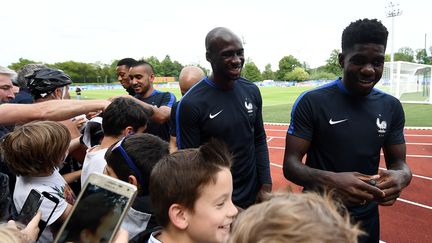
[8,46,431,83]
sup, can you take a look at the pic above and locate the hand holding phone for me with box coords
[55,173,137,243]
[16,189,43,226]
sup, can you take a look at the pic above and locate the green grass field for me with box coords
[72,86,432,127]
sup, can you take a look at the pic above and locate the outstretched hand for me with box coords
[330,172,385,206]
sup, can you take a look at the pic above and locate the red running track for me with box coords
[264,124,432,243]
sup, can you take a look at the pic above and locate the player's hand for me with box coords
[256,183,272,203]
[330,172,384,206]
[375,169,410,206]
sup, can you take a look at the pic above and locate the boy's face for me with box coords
[185,168,238,243]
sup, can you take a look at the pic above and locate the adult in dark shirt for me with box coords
[176,27,272,208]
[116,58,138,96]
[283,19,412,243]
[168,66,205,153]
[130,60,176,141]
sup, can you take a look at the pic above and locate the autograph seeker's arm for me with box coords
[283,135,385,206]
[0,100,110,125]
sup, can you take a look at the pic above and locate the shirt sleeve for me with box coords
[253,87,272,185]
[385,99,405,145]
[176,98,201,149]
[160,92,176,108]
[169,102,178,137]
[287,92,314,141]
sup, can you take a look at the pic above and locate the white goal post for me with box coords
[377,61,432,104]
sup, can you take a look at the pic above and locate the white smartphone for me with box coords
[54,173,137,243]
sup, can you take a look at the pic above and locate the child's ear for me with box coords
[168,203,189,230]
[123,126,134,136]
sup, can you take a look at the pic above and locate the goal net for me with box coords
[377,61,432,104]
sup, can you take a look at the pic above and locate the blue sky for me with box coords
[1,0,430,70]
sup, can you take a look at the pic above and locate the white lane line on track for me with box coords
[378,167,432,181]
[397,198,432,210]
[270,162,432,181]
[270,163,432,210]
[268,146,432,159]
[267,137,274,143]
[267,136,432,146]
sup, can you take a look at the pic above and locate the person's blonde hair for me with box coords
[0,121,71,176]
[0,223,28,243]
[228,192,363,243]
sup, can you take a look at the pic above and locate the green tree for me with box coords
[284,67,309,81]
[8,58,41,71]
[276,55,301,80]
[415,48,431,64]
[386,47,415,62]
[159,55,183,77]
[308,69,337,80]
[323,49,342,76]
[261,63,275,80]
[51,61,95,83]
[145,56,161,76]
[242,60,262,81]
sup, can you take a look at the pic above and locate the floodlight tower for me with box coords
[386,2,402,63]
[386,2,402,97]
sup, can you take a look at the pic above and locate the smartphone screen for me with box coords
[16,189,43,225]
[55,173,136,243]
[37,192,60,241]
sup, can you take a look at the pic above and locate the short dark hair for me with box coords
[0,121,70,176]
[131,60,155,75]
[150,139,232,227]
[117,58,138,68]
[101,97,149,136]
[105,133,169,195]
[341,18,388,53]
[16,64,46,88]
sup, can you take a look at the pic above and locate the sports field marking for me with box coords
[266,136,432,146]
[397,198,432,210]
[269,146,432,159]
[405,134,432,137]
[270,162,432,210]
[270,162,432,182]
[378,167,432,181]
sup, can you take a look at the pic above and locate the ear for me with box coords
[338,53,345,68]
[168,203,189,230]
[128,175,138,187]
[123,126,134,136]
[149,73,155,83]
[206,51,211,62]
[54,88,63,99]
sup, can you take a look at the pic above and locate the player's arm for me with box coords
[284,134,384,205]
[376,143,412,206]
[375,99,411,205]
[253,92,272,201]
[176,99,201,149]
[130,93,175,124]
